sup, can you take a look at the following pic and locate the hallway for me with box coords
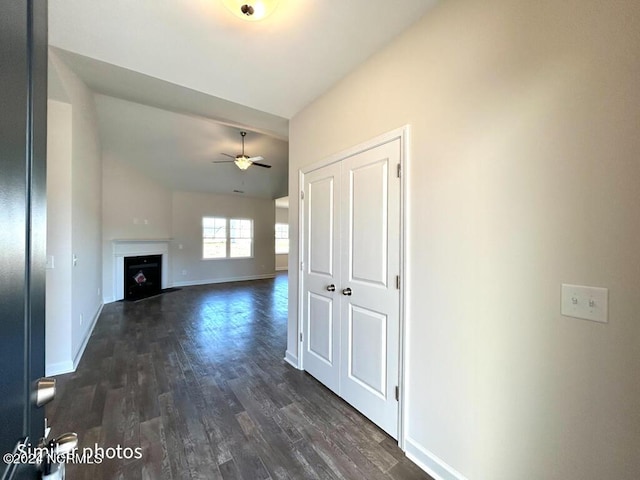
[48,274,431,479]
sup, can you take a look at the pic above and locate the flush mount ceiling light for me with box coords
[222,0,280,21]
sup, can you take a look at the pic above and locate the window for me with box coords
[203,217,253,259]
[230,218,253,258]
[203,217,226,259]
[275,223,289,254]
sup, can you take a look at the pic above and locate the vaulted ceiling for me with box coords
[49,0,437,197]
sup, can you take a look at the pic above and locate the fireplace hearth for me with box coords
[124,254,162,301]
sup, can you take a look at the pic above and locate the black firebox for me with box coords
[124,254,162,301]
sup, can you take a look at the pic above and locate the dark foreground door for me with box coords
[0,1,48,479]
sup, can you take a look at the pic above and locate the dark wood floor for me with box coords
[48,273,432,480]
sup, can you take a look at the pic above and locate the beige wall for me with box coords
[48,51,103,372]
[45,99,73,374]
[101,153,173,301]
[171,191,275,285]
[102,155,278,297]
[102,172,276,294]
[288,1,640,479]
[275,206,288,270]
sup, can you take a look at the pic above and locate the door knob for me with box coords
[342,287,352,296]
[35,377,56,407]
[41,432,78,476]
[326,284,336,292]
[47,432,78,456]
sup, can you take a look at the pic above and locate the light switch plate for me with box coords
[561,284,608,323]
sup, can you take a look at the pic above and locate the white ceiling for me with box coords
[275,196,289,209]
[50,48,289,140]
[49,0,437,198]
[95,94,289,199]
[49,0,437,118]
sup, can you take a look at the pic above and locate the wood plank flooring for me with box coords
[47,273,432,480]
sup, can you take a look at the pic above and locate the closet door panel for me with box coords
[339,139,401,438]
[349,158,388,287]
[302,162,341,392]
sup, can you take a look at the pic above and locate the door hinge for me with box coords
[301,190,305,200]
[300,332,303,342]
[397,163,401,178]
[396,275,400,289]
[395,386,399,401]
[300,261,304,271]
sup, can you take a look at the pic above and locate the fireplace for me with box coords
[124,254,162,301]
[112,239,170,302]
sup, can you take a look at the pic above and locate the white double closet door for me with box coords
[302,138,401,438]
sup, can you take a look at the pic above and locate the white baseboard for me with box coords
[404,437,468,480]
[45,360,74,377]
[173,273,276,288]
[46,303,103,377]
[72,302,103,370]
[284,350,300,369]
[275,267,288,272]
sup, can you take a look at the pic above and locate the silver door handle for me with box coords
[41,432,78,476]
[35,377,56,407]
[326,284,336,292]
[342,287,352,296]
[47,432,78,456]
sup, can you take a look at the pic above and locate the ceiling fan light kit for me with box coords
[222,0,280,21]
[234,155,252,170]
[213,131,272,170]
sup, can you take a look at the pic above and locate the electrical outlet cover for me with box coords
[561,284,608,323]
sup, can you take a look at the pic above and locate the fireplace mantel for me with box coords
[113,238,173,245]
[112,239,171,301]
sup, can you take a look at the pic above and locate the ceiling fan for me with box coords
[213,131,271,170]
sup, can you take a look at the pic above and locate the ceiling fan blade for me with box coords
[221,153,236,159]
[247,156,264,162]
[251,162,272,168]
[212,160,235,164]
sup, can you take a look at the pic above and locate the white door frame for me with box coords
[297,125,411,450]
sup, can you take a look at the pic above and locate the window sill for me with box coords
[202,256,254,261]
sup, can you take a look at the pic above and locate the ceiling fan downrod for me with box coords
[240,131,247,156]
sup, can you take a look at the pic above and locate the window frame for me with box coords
[202,216,254,260]
[202,216,227,260]
[275,222,289,255]
[229,218,254,259]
